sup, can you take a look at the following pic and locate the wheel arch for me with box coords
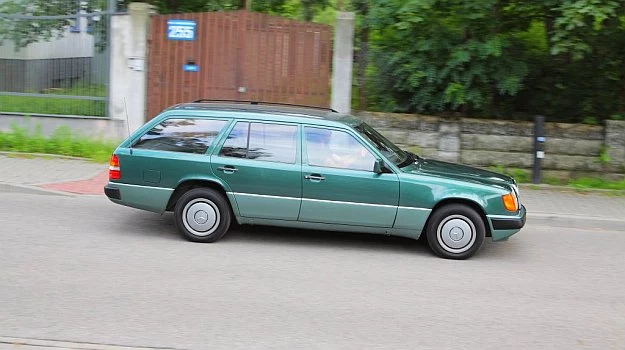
[166,178,236,214]
[422,197,492,238]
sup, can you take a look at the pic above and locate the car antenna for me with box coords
[124,97,133,155]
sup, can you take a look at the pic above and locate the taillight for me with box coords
[109,154,121,180]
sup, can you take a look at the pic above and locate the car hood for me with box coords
[403,158,515,187]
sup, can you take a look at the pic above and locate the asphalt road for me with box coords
[1,193,624,350]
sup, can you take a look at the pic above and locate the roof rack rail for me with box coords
[190,99,339,113]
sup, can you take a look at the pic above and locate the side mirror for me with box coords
[373,159,385,174]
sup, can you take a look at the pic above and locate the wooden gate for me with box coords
[147,11,332,119]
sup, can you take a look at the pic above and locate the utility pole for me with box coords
[245,0,252,10]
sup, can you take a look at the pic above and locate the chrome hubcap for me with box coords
[437,215,476,254]
[183,198,220,236]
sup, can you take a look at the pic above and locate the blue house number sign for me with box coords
[167,20,196,41]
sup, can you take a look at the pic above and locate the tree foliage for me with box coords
[3,0,624,122]
[364,0,625,122]
[0,0,329,50]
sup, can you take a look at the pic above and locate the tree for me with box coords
[0,0,330,51]
[0,0,82,49]
[367,0,529,116]
[364,0,625,122]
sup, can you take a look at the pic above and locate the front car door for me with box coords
[211,121,301,220]
[298,126,400,227]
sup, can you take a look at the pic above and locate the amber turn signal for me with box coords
[502,193,518,212]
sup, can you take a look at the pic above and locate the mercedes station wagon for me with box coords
[105,100,525,259]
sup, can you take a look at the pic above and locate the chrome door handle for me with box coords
[217,166,238,173]
[304,174,325,181]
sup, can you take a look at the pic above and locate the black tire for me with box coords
[174,188,232,243]
[425,204,485,260]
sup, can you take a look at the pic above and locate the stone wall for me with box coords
[0,113,127,140]
[357,112,625,179]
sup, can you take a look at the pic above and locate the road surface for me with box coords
[0,193,623,349]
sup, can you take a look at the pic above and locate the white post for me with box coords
[331,12,355,114]
[109,2,151,136]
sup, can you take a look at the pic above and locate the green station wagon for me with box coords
[105,101,525,259]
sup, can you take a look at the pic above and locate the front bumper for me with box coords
[488,205,526,241]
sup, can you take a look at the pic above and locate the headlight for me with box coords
[511,183,520,204]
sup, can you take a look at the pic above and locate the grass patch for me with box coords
[489,165,530,183]
[569,177,625,191]
[0,123,117,163]
[0,84,106,117]
[491,165,625,191]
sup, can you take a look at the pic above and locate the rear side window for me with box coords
[219,122,297,163]
[133,118,227,154]
[219,122,249,159]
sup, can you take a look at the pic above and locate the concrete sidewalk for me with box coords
[1,153,625,231]
[0,154,107,196]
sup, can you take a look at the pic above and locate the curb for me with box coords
[527,213,625,231]
[0,183,75,197]
[520,183,625,196]
[0,336,180,350]
[0,151,102,162]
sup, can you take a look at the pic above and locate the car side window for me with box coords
[219,122,249,158]
[220,122,297,163]
[305,127,376,171]
[133,118,227,154]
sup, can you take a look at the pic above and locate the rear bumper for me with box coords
[103,182,173,213]
[488,205,526,241]
[104,185,121,200]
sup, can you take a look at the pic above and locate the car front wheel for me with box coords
[174,188,232,243]
[425,204,485,259]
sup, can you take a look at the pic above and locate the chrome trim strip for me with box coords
[398,206,432,213]
[487,214,521,219]
[109,182,174,191]
[232,192,300,201]
[232,192,434,211]
[302,197,397,208]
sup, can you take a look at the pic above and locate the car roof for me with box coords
[165,100,361,125]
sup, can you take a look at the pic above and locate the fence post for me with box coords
[109,2,151,135]
[604,120,625,171]
[532,115,545,184]
[330,12,355,114]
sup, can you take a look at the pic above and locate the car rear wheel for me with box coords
[425,204,485,259]
[174,188,231,243]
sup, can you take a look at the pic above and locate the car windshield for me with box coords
[353,122,410,166]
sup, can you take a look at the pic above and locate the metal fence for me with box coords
[0,0,119,117]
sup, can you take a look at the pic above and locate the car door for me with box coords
[298,126,400,227]
[211,120,302,220]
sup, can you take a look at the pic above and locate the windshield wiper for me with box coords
[397,151,417,168]
[407,151,421,163]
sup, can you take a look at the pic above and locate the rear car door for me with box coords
[211,121,302,220]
